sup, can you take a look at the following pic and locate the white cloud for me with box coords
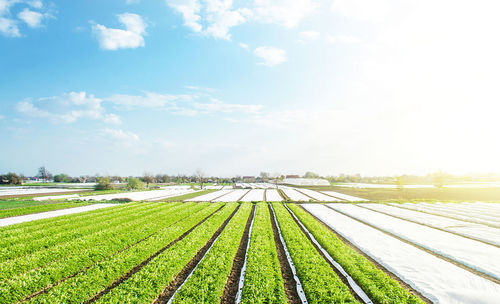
[252,0,317,28]
[106,92,191,109]
[18,8,43,27]
[298,30,320,42]
[166,0,249,40]
[16,91,121,124]
[28,0,42,9]
[194,97,263,113]
[0,16,20,36]
[332,0,393,23]
[253,46,287,66]
[0,0,53,36]
[104,128,139,143]
[167,0,315,39]
[107,91,263,116]
[92,13,147,50]
[0,114,5,119]
[326,34,360,44]
[238,42,249,49]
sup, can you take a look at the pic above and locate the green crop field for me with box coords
[0,201,429,304]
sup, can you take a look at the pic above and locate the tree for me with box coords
[259,172,270,181]
[432,171,448,188]
[54,174,70,183]
[127,177,144,190]
[195,169,205,189]
[37,166,51,182]
[1,173,22,185]
[143,172,155,188]
[304,171,319,178]
[95,177,114,190]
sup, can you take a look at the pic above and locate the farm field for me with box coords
[1,200,499,303]
[0,201,93,219]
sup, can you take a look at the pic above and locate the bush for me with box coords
[127,177,144,190]
[95,177,114,190]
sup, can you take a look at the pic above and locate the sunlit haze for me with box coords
[1,0,499,177]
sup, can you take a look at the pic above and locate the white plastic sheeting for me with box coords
[76,189,196,202]
[265,189,283,202]
[33,194,80,201]
[297,189,341,201]
[321,191,368,202]
[304,204,500,304]
[0,203,116,227]
[360,203,500,247]
[327,204,500,281]
[280,188,311,201]
[215,189,249,202]
[240,189,265,202]
[186,189,234,202]
[0,188,83,197]
[282,178,330,186]
[394,203,500,228]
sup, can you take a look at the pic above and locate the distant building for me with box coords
[286,175,300,179]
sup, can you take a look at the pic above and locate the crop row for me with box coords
[271,203,359,303]
[0,201,133,239]
[0,202,166,262]
[0,201,92,219]
[93,203,238,303]
[1,202,209,303]
[240,203,287,304]
[0,202,188,279]
[23,202,225,303]
[170,203,253,303]
[287,204,424,304]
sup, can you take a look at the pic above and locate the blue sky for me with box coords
[1,0,500,177]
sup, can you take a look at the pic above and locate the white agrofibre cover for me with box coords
[361,203,500,247]
[395,203,500,227]
[297,189,341,201]
[0,188,83,197]
[215,189,249,202]
[279,188,310,201]
[321,191,368,201]
[304,204,500,304]
[328,203,500,281]
[265,189,283,202]
[0,203,116,227]
[282,178,330,186]
[240,189,265,202]
[76,189,195,201]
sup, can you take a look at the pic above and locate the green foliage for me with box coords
[172,203,252,304]
[95,177,114,190]
[127,177,144,190]
[0,201,91,219]
[287,204,424,304]
[94,203,235,304]
[53,174,70,183]
[241,203,287,304]
[0,172,23,185]
[272,203,359,304]
[2,203,208,303]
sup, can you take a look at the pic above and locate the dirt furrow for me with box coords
[220,203,256,304]
[268,204,302,304]
[84,204,226,303]
[153,204,241,304]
